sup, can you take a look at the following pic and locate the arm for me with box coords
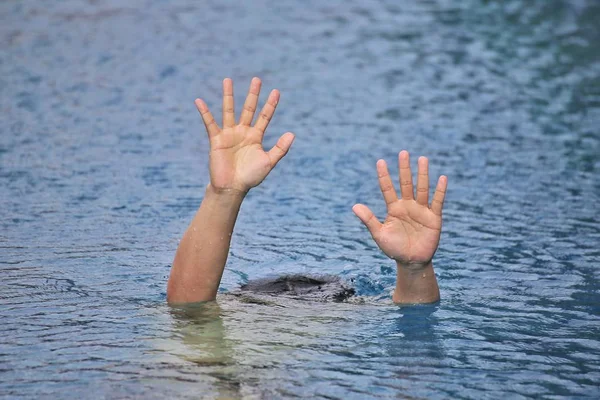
[167,77,295,304]
[352,151,448,304]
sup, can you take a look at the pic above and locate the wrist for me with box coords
[206,184,248,200]
[203,184,247,212]
[393,261,439,304]
[395,259,433,272]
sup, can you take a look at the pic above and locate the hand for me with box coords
[195,77,295,194]
[353,151,448,269]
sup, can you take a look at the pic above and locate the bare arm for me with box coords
[353,151,448,304]
[167,78,295,304]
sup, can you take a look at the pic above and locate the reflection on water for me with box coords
[166,297,413,398]
[170,303,233,367]
[169,303,243,398]
[1,0,599,398]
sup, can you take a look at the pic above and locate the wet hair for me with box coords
[239,274,355,302]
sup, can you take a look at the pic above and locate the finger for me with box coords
[254,89,279,137]
[376,159,398,206]
[267,132,295,168]
[352,204,382,237]
[239,77,261,126]
[431,175,448,216]
[222,78,235,128]
[416,156,429,206]
[195,98,220,139]
[398,150,414,200]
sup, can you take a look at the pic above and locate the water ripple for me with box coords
[1,0,599,398]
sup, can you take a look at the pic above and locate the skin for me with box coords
[167,77,294,304]
[167,77,448,305]
[352,152,448,304]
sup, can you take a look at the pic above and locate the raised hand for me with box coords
[168,78,295,304]
[353,151,448,270]
[195,77,295,194]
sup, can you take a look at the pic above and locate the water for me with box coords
[1,0,599,398]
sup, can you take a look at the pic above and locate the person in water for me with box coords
[166,78,448,305]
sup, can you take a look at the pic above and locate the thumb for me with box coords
[267,132,295,168]
[352,204,382,237]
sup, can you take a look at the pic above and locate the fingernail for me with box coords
[196,99,206,112]
[270,90,279,103]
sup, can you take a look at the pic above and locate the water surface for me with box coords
[1,0,599,398]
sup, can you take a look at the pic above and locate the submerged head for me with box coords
[239,274,355,302]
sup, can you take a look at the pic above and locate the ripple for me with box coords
[1,0,600,398]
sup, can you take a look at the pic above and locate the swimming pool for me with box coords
[1,0,599,398]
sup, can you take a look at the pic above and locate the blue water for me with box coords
[1,0,599,398]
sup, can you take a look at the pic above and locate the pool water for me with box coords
[1,0,599,398]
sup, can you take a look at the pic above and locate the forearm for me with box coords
[167,185,245,304]
[392,261,440,304]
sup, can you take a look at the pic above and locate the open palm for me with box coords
[195,78,294,193]
[353,151,448,268]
